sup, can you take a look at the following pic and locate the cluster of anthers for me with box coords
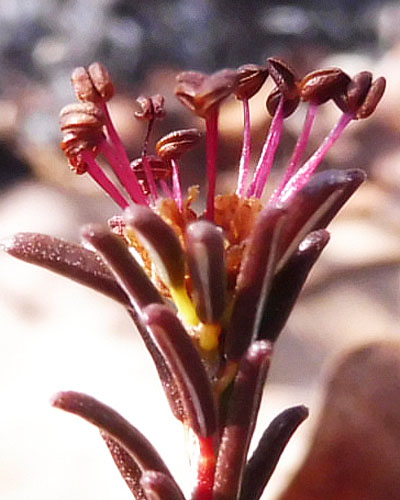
[4,58,385,500]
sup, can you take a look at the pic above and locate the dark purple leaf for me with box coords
[125,205,186,290]
[52,391,176,481]
[225,207,287,361]
[141,470,186,500]
[102,434,147,500]
[1,232,128,306]
[213,341,272,500]
[143,304,217,438]
[81,224,163,310]
[259,229,330,343]
[240,405,309,500]
[277,168,365,271]
[186,220,227,324]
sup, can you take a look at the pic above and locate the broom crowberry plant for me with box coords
[2,58,385,500]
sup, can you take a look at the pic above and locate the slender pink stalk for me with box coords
[278,112,353,204]
[247,98,284,199]
[205,109,219,221]
[170,158,183,212]
[101,103,148,205]
[160,179,173,198]
[142,156,158,203]
[270,102,318,204]
[236,98,252,197]
[81,151,129,209]
[141,120,158,203]
[100,140,148,206]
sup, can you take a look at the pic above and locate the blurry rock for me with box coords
[279,341,400,500]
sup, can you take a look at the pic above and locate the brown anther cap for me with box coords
[134,94,166,121]
[267,57,299,100]
[131,155,171,180]
[156,128,202,160]
[346,71,372,112]
[266,87,300,118]
[71,62,114,103]
[356,77,386,119]
[235,64,269,100]
[334,72,386,119]
[59,102,105,173]
[175,69,239,119]
[131,155,172,194]
[299,68,351,105]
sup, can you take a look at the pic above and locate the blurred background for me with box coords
[0,1,399,499]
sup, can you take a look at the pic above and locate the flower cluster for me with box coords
[3,59,385,500]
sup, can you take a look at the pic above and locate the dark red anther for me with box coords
[135,94,166,121]
[266,87,300,118]
[175,69,239,119]
[267,57,299,100]
[156,128,202,160]
[356,76,386,119]
[299,68,350,105]
[235,64,269,100]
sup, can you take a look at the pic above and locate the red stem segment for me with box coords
[195,436,216,500]
[205,109,219,221]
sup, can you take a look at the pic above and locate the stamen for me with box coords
[247,98,284,199]
[278,112,353,204]
[80,150,129,209]
[236,97,252,197]
[271,102,318,204]
[100,140,148,206]
[101,103,148,205]
[205,109,219,220]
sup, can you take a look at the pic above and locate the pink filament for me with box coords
[160,179,173,198]
[236,98,252,197]
[100,140,148,206]
[205,109,219,221]
[142,155,159,203]
[247,98,284,199]
[270,102,318,204]
[80,151,129,209]
[101,103,148,205]
[170,158,183,212]
[278,112,353,204]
